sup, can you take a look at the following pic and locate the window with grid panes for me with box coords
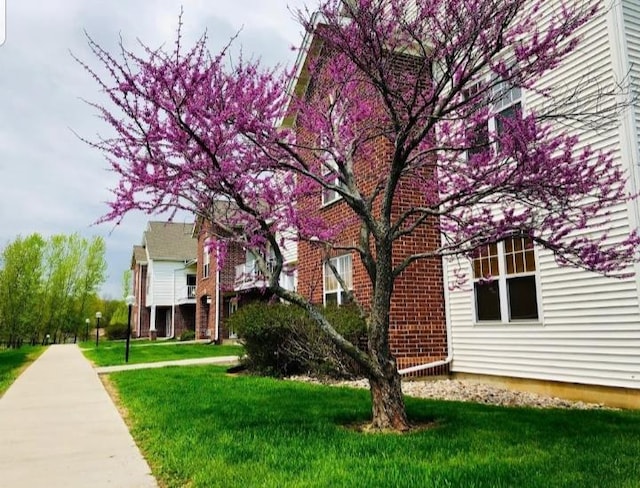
[203,238,211,278]
[324,254,353,306]
[466,79,522,157]
[472,236,539,322]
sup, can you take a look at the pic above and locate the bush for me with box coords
[105,322,129,340]
[179,330,196,342]
[227,302,367,379]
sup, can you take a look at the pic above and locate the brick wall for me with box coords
[295,45,448,375]
[132,264,150,338]
[194,222,247,341]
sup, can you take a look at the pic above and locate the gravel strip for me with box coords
[287,376,611,410]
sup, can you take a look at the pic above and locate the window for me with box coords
[323,254,353,306]
[321,93,347,206]
[187,274,196,299]
[472,235,539,322]
[493,81,522,146]
[228,298,238,339]
[203,239,211,279]
[467,79,522,156]
[321,157,345,205]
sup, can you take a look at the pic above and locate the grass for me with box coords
[110,366,640,488]
[80,340,243,367]
[0,346,45,396]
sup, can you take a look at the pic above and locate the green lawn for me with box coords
[0,346,45,396]
[80,341,243,367]
[110,366,640,488]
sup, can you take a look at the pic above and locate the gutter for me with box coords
[214,267,221,342]
[397,316,452,375]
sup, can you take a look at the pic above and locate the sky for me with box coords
[0,0,309,298]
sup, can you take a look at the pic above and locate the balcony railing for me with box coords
[234,261,274,290]
[176,285,197,303]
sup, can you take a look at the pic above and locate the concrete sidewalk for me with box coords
[95,355,239,374]
[0,344,157,488]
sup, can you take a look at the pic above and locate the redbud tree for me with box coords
[80,0,639,431]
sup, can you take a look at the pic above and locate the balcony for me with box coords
[234,261,273,291]
[176,284,197,304]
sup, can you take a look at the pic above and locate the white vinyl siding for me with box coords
[147,261,196,306]
[622,0,640,153]
[445,3,640,390]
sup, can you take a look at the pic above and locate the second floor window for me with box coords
[324,254,353,306]
[321,158,345,206]
[187,274,196,299]
[203,238,211,279]
[467,79,522,157]
[472,235,539,323]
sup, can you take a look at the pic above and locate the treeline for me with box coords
[0,234,107,348]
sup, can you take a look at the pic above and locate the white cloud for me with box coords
[0,0,310,297]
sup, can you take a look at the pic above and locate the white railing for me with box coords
[234,261,274,289]
[176,285,197,303]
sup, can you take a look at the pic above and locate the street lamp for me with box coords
[95,311,102,347]
[85,318,90,342]
[125,295,135,363]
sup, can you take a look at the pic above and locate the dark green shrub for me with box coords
[227,302,367,379]
[105,322,129,340]
[179,330,196,342]
[228,302,306,377]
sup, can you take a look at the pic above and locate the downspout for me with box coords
[214,267,221,342]
[398,258,454,376]
[397,316,452,375]
[171,268,177,340]
[136,267,143,337]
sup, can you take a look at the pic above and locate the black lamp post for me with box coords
[95,311,102,347]
[85,318,90,342]
[125,295,135,363]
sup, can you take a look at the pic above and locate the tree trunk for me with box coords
[368,361,410,431]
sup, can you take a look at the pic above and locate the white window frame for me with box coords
[467,79,523,156]
[472,236,542,324]
[228,298,238,339]
[203,238,211,279]
[491,81,522,139]
[321,157,345,206]
[323,254,353,306]
[321,92,347,206]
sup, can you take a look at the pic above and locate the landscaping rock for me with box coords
[287,376,610,410]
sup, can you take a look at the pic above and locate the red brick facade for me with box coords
[132,262,149,338]
[294,44,448,375]
[194,222,247,341]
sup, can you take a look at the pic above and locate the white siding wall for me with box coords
[146,261,154,305]
[279,230,298,265]
[149,260,183,306]
[280,231,298,292]
[623,0,640,149]
[446,2,640,389]
[174,264,197,301]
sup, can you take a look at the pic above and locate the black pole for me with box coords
[95,316,101,347]
[85,321,89,342]
[125,304,132,363]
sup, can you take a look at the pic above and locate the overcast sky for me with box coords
[0,1,309,297]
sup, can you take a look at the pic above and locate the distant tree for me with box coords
[71,236,107,340]
[82,0,640,430]
[0,234,45,347]
[0,234,106,346]
[109,270,133,325]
